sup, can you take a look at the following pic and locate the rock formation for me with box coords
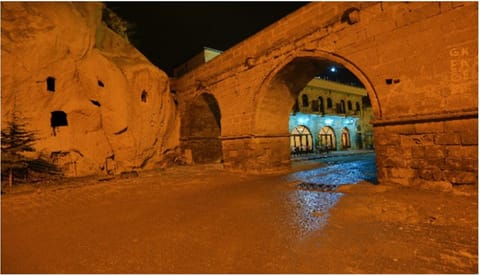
[1,2,180,176]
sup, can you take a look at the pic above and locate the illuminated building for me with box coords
[289,77,374,154]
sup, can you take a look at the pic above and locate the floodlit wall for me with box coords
[1,2,180,176]
[174,2,478,188]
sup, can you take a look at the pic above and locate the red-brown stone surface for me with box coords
[1,2,179,176]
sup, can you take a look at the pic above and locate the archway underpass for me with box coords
[181,92,223,164]
[288,60,375,159]
[250,55,379,188]
[181,55,379,190]
[175,2,477,189]
[285,60,377,188]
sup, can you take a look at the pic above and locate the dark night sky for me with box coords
[106,2,308,76]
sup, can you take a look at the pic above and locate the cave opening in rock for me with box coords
[50,111,68,136]
[46,76,55,92]
[51,111,68,127]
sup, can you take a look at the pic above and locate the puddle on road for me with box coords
[285,154,377,237]
[288,159,378,186]
[290,190,344,237]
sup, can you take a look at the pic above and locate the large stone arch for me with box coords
[237,51,379,173]
[253,50,380,136]
[177,2,477,187]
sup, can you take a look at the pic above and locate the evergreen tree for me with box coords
[1,110,37,187]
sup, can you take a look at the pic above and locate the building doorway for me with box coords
[290,125,313,154]
[341,127,350,149]
[318,126,336,151]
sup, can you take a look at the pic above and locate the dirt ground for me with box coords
[1,158,478,273]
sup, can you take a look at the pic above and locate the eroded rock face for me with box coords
[1,2,180,176]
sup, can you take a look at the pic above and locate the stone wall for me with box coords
[174,2,477,187]
[1,2,180,176]
[375,117,478,188]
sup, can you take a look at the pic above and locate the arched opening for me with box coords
[253,52,380,172]
[301,94,309,107]
[318,126,336,151]
[181,92,223,164]
[327,98,333,109]
[341,127,350,149]
[290,125,313,155]
[318,96,324,114]
[339,100,346,114]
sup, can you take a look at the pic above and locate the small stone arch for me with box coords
[181,92,223,164]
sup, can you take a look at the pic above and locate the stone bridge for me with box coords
[172,2,478,187]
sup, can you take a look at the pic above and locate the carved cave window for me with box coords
[348,100,352,111]
[51,111,68,136]
[356,102,360,111]
[90,100,101,107]
[98,80,105,87]
[47,76,55,92]
[141,90,148,103]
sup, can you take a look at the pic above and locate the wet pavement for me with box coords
[289,151,378,185]
[1,152,477,273]
[286,152,377,236]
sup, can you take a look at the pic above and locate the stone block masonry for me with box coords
[375,118,477,186]
[174,2,477,188]
[2,1,476,189]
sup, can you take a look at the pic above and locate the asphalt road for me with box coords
[2,153,477,273]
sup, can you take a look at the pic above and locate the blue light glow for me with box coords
[298,116,309,125]
[330,66,336,72]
